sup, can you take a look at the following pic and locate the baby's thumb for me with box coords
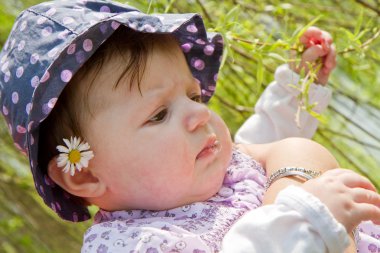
[301,45,326,63]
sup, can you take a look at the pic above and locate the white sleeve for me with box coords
[222,186,349,253]
[234,64,332,144]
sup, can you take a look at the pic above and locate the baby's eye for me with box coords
[191,95,202,103]
[149,108,168,123]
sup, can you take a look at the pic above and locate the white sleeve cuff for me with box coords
[276,186,350,252]
[222,186,349,253]
[234,64,332,144]
[274,64,332,112]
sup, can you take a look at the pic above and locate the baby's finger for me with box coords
[322,44,336,74]
[352,188,380,206]
[300,27,323,46]
[354,203,380,225]
[301,26,323,40]
[321,30,333,45]
[340,171,378,192]
[301,45,326,63]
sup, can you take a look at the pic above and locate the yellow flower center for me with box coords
[68,149,81,164]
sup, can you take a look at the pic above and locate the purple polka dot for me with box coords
[58,29,70,40]
[0,54,7,64]
[73,212,78,222]
[4,71,10,83]
[208,85,215,91]
[48,98,58,108]
[99,23,108,34]
[142,24,156,32]
[204,45,215,55]
[42,103,52,115]
[202,89,212,97]
[1,61,9,72]
[67,44,76,55]
[40,71,50,83]
[16,125,26,134]
[16,66,24,78]
[30,53,39,64]
[214,73,218,82]
[186,24,198,33]
[51,202,56,212]
[100,5,111,12]
[10,39,15,49]
[62,17,74,25]
[75,50,86,64]
[12,92,19,104]
[26,103,32,115]
[19,21,27,31]
[196,39,206,45]
[111,21,120,30]
[18,40,25,51]
[31,76,40,88]
[61,70,73,83]
[30,135,34,145]
[46,8,56,16]
[42,26,53,37]
[83,39,93,52]
[192,58,205,70]
[2,106,8,115]
[55,202,61,211]
[37,17,47,25]
[181,43,193,53]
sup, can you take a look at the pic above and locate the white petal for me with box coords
[57,155,68,167]
[63,138,72,149]
[62,163,70,173]
[73,137,80,148]
[70,163,75,176]
[80,158,89,168]
[81,151,94,160]
[56,145,69,153]
[77,142,90,151]
[75,162,83,171]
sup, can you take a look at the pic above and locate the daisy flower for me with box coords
[56,137,94,176]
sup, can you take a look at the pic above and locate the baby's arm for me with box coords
[235,138,380,252]
[235,27,335,144]
[234,64,331,144]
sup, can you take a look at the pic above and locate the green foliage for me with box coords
[1,0,380,251]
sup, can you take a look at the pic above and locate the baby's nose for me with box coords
[183,101,211,132]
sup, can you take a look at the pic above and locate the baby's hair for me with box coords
[38,26,177,176]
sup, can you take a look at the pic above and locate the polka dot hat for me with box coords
[0,0,223,222]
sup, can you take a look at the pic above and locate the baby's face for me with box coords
[85,41,233,211]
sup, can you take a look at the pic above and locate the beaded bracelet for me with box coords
[265,167,322,191]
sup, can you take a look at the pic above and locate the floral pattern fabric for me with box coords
[82,149,380,253]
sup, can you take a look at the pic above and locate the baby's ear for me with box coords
[47,156,106,198]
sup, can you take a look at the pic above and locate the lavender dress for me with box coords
[81,150,380,253]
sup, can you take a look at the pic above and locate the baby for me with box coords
[0,1,379,252]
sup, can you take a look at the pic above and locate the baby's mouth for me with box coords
[196,137,221,160]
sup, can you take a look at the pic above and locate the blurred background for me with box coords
[1,0,379,252]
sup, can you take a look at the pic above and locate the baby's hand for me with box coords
[290,26,336,85]
[301,168,380,233]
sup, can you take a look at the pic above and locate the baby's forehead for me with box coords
[93,34,196,95]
